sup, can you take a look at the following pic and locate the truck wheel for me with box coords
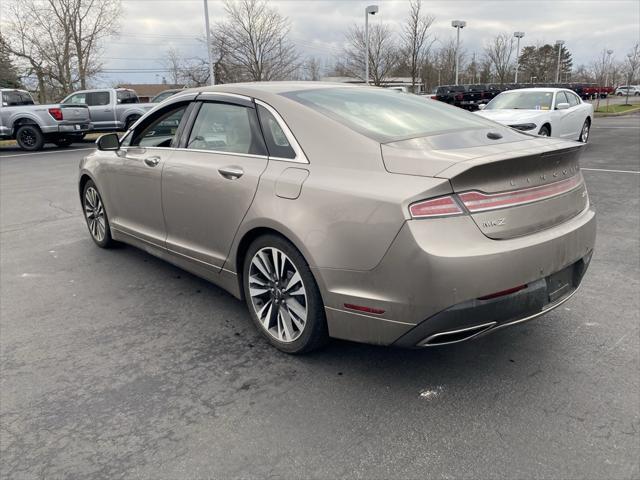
[16,125,44,151]
[53,137,74,147]
[125,115,140,131]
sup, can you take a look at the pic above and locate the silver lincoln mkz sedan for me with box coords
[79,83,595,353]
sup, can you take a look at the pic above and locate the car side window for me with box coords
[67,93,87,105]
[256,105,296,159]
[555,91,568,108]
[130,104,188,148]
[186,102,267,156]
[567,92,580,107]
[86,91,110,106]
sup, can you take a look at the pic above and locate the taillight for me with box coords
[48,108,63,121]
[458,175,583,213]
[409,195,464,218]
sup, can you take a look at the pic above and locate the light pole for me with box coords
[555,40,565,84]
[514,31,524,83]
[364,5,379,85]
[625,53,633,105]
[605,49,613,87]
[203,0,215,85]
[451,20,466,85]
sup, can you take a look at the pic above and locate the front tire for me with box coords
[243,234,328,354]
[16,125,44,151]
[82,180,114,248]
[579,119,591,143]
[125,115,140,131]
[538,125,551,137]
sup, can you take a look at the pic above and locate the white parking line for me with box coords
[591,126,640,129]
[582,168,640,174]
[0,147,94,158]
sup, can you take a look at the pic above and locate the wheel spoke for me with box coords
[249,285,271,297]
[286,297,306,321]
[284,271,301,293]
[252,252,273,280]
[278,308,295,341]
[257,300,273,328]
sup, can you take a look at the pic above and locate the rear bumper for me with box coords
[41,122,92,135]
[316,206,596,346]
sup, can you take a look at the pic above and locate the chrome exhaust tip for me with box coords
[418,321,497,347]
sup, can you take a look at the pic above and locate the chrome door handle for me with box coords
[218,166,244,179]
[144,156,160,167]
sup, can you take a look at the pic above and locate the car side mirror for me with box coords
[478,104,486,110]
[97,133,119,151]
[556,102,570,110]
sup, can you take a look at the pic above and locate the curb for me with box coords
[594,107,640,117]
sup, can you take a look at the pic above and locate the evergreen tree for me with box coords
[0,34,22,88]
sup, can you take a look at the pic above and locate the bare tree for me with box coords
[4,0,121,100]
[484,33,514,85]
[342,23,399,85]
[164,47,183,85]
[211,0,299,82]
[303,57,322,81]
[401,0,434,92]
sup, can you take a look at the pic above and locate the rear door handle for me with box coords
[218,166,244,179]
[144,156,160,167]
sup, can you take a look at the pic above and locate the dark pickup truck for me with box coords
[435,85,493,110]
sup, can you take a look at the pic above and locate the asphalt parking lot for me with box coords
[1,116,639,479]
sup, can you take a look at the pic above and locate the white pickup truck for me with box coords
[62,88,155,132]
[0,88,92,151]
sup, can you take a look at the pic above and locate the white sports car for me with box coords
[475,88,593,142]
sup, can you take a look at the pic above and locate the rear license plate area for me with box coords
[546,264,575,303]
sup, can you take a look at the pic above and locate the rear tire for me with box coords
[578,119,590,143]
[16,125,44,151]
[538,125,551,137]
[82,180,114,248]
[243,234,328,354]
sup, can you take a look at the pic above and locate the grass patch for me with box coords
[595,103,640,114]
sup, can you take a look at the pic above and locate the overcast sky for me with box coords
[4,0,640,85]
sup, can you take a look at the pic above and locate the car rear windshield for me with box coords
[485,91,554,111]
[2,91,35,106]
[283,87,495,142]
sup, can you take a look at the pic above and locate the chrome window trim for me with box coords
[255,99,309,164]
[183,148,268,160]
[197,91,253,102]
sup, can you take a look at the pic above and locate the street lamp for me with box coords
[555,40,565,84]
[514,31,525,83]
[203,0,215,85]
[605,49,613,87]
[625,53,634,105]
[364,5,379,85]
[452,20,466,85]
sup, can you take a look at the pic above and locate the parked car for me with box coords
[0,88,92,151]
[434,85,484,110]
[476,88,593,142]
[62,88,154,132]
[79,83,595,354]
[151,88,184,103]
[615,85,640,96]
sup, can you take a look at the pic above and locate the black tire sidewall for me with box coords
[16,125,44,151]
[82,180,113,248]
[242,234,328,354]
[579,120,590,143]
[538,126,550,137]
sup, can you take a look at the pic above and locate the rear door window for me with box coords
[86,91,110,106]
[66,93,87,105]
[186,102,267,156]
[567,92,580,107]
[2,91,34,106]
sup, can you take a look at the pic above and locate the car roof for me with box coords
[190,81,360,97]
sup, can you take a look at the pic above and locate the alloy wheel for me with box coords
[19,129,36,148]
[248,247,308,343]
[581,122,590,142]
[84,186,106,242]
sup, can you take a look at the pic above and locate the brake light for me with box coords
[409,195,464,218]
[48,108,63,121]
[458,175,583,213]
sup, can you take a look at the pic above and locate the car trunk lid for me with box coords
[382,129,588,239]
